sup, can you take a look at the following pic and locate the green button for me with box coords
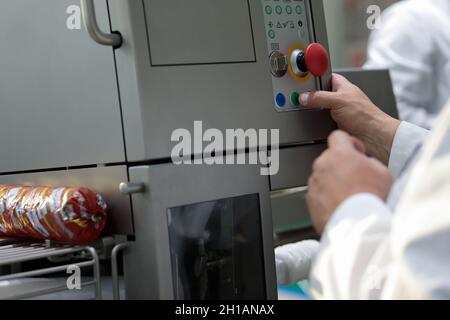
[265,5,272,15]
[296,5,302,14]
[291,92,300,106]
[268,29,275,39]
[275,5,282,15]
[286,5,292,14]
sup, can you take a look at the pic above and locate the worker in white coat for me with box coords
[295,72,450,299]
[275,71,425,287]
[275,0,450,287]
[364,0,450,129]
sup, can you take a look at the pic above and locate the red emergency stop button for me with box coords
[305,43,329,77]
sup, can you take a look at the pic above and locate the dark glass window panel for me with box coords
[167,194,266,300]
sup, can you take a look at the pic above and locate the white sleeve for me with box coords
[364,3,437,129]
[310,189,450,300]
[388,122,429,179]
[309,193,393,299]
[275,240,320,286]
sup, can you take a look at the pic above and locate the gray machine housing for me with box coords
[0,0,398,299]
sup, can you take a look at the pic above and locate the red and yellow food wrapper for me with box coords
[0,185,107,244]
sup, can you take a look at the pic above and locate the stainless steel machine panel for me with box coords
[0,0,125,173]
[144,0,256,65]
[109,0,335,162]
[262,0,321,111]
[0,166,133,235]
[271,188,311,234]
[124,158,276,300]
[271,143,327,191]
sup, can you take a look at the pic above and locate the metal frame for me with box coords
[0,241,102,300]
[111,242,128,300]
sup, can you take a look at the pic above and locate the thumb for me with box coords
[299,73,352,109]
[328,130,366,154]
[299,90,338,109]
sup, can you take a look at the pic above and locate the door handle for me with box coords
[80,0,122,47]
[119,182,146,195]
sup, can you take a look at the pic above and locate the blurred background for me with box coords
[323,0,401,68]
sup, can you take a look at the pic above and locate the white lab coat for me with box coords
[310,98,450,299]
[275,119,429,287]
[275,0,450,287]
[364,0,450,129]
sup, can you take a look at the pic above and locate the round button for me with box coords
[291,92,300,106]
[296,5,302,14]
[269,51,288,78]
[286,5,292,14]
[305,43,330,77]
[265,5,272,15]
[276,93,286,108]
[268,29,275,39]
[290,48,308,78]
[275,5,282,15]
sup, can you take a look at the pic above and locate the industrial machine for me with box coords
[0,0,396,300]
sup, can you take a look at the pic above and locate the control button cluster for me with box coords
[264,4,303,15]
[275,91,301,109]
[262,0,327,112]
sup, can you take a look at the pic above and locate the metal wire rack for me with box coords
[0,239,102,300]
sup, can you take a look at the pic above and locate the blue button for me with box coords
[276,93,286,108]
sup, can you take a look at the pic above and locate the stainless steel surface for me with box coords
[271,187,312,234]
[0,261,94,282]
[0,242,102,300]
[310,0,332,91]
[0,244,86,266]
[0,166,133,235]
[81,0,122,47]
[111,243,128,300]
[143,0,255,65]
[271,143,327,191]
[0,0,125,173]
[7,281,96,300]
[85,246,102,300]
[109,0,336,162]
[119,182,145,195]
[124,157,277,299]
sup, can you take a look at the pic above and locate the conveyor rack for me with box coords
[0,239,101,300]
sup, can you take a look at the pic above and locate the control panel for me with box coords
[262,0,329,112]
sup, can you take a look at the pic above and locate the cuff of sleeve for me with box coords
[388,121,429,178]
[324,193,388,234]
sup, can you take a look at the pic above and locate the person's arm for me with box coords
[388,122,429,179]
[300,74,400,166]
[364,2,437,129]
[311,102,450,299]
[309,193,393,299]
[299,74,432,173]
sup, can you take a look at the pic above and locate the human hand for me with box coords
[300,73,401,165]
[306,130,393,235]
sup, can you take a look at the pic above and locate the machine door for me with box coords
[124,159,277,300]
[0,0,125,173]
